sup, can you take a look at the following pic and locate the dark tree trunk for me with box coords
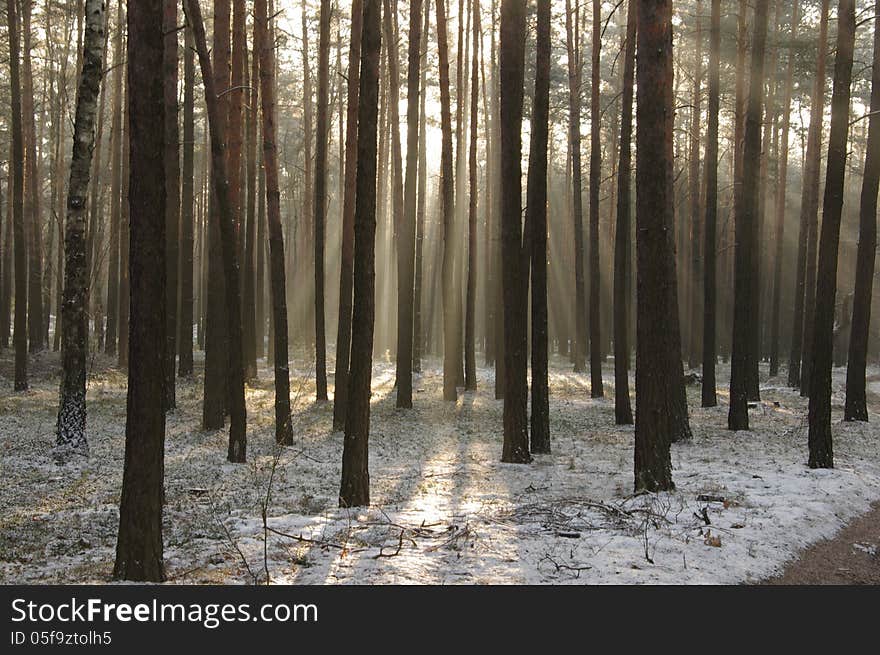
[1,165,11,350]
[241,18,258,381]
[790,0,829,389]
[255,0,293,445]
[113,0,166,582]
[527,0,550,452]
[613,0,635,425]
[464,0,479,392]
[22,0,43,354]
[203,0,231,430]
[687,1,703,369]
[436,0,457,402]
[565,0,586,374]
[8,0,27,390]
[769,0,799,378]
[164,0,180,410]
[55,0,105,459]
[808,0,855,468]
[382,0,403,388]
[313,0,331,402]
[844,2,880,423]
[634,0,691,492]
[588,0,603,397]
[186,0,248,463]
[701,0,721,408]
[178,20,195,378]
[339,0,382,508]
[255,127,266,361]
[333,0,363,431]
[728,0,770,431]
[499,0,529,464]
[397,0,422,407]
[300,0,314,349]
[105,0,123,357]
[490,0,503,398]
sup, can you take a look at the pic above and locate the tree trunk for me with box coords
[588,0,603,397]
[436,0,457,402]
[339,0,382,508]
[490,0,503,398]
[178,19,195,378]
[728,0,770,431]
[687,2,703,369]
[634,0,691,492]
[808,0,855,468]
[241,18,258,381]
[7,0,28,390]
[790,0,829,390]
[105,0,123,357]
[300,0,314,348]
[463,0,479,392]
[164,0,180,409]
[255,0,293,445]
[499,0,529,464]
[313,0,331,402]
[613,0,635,425]
[333,0,363,431]
[769,0,799,378]
[203,0,231,430]
[701,0,721,408]
[413,3,429,375]
[113,0,166,582]
[186,0,248,463]
[565,0,586,374]
[397,0,422,407]
[527,0,550,452]
[382,0,403,388]
[55,0,105,459]
[21,0,44,353]
[1,164,11,350]
[844,2,880,423]
[255,124,266,361]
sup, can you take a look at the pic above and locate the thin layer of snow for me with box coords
[1,351,879,584]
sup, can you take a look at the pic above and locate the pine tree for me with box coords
[701,0,721,408]
[634,0,691,491]
[613,0,635,425]
[527,0,551,452]
[397,0,423,408]
[844,2,880,423]
[340,0,382,508]
[499,0,529,464]
[808,0,856,468]
[254,0,294,445]
[728,0,770,432]
[114,0,167,582]
[7,0,27,391]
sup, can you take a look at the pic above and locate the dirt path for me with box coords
[762,501,880,584]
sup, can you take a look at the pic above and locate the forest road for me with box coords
[760,500,880,584]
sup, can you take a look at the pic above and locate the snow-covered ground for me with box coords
[1,349,879,585]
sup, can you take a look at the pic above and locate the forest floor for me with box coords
[1,347,879,585]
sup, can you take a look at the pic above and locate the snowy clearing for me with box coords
[1,350,879,584]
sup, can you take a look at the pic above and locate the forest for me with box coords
[1,0,880,585]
